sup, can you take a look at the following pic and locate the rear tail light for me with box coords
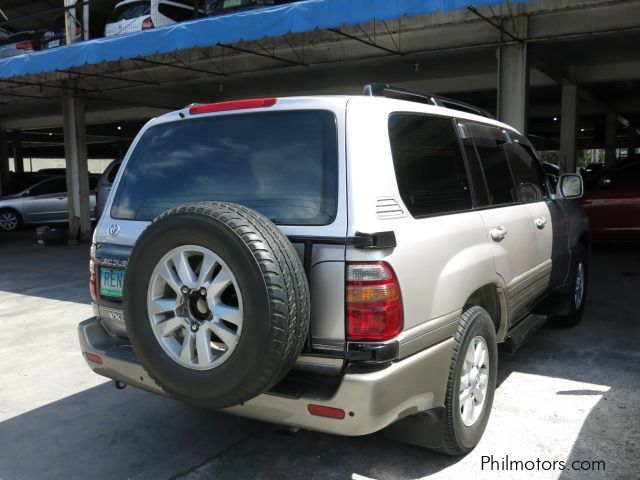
[16,40,38,50]
[346,262,403,341]
[189,98,277,115]
[141,17,154,30]
[89,258,97,302]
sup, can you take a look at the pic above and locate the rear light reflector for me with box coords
[16,41,37,50]
[84,352,103,364]
[89,259,97,302]
[308,404,345,419]
[189,98,277,115]
[141,17,154,30]
[346,262,403,341]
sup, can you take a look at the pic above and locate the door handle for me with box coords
[490,226,508,242]
[535,216,547,229]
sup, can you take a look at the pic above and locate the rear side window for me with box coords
[504,138,547,203]
[108,1,151,22]
[111,110,338,225]
[388,114,472,217]
[461,123,515,205]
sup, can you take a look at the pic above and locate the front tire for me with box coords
[438,306,498,455]
[0,209,22,231]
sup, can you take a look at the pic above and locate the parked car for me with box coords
[0,176,97,231]
[96,160,122,218]
[105,0,200,37]
[79,85,589,456]
[0,31,40,58]
[581,159,640,242]
[40,17,83,50]
[580,162,606,177]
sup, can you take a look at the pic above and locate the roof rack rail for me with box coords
[362,83,494,119]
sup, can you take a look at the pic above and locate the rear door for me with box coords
[458,122,540,323]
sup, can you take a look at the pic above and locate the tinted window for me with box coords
[108,1,151,22]
[389,114,472,217]
[460,135,490,207]
[111,110,338,225]
[158,3,194,21]
[504,139,547,203]
[30,177,67,195]
[461,123,515,205]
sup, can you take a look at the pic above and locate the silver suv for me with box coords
[79,85,589,455]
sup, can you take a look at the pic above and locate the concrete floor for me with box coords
[0,230,638,480]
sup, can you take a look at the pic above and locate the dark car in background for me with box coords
[581,159,640,243]
[0,31,40,58]
[40,17,83,50]
[96,160,122,218]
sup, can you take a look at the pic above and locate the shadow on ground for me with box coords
[0,240,638,480]
[0,229,91,304]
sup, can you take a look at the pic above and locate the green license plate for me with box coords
[100,268,125,298]
[223,0,242,8]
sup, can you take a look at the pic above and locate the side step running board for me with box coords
[500,314,548,355]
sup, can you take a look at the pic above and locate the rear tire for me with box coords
[437,306,497,456]
[0,209,22,231]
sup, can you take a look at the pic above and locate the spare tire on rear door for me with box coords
[123,201,310,408]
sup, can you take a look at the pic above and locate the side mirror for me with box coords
[558,174,583,199]
[598,177,612,187]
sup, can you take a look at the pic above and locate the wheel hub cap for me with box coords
[147,245,243,371]
[459,336,490,427]
[0,213,18,231]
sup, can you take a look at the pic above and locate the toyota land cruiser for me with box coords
[79,84,590,455]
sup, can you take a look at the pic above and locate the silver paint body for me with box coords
[0,177,96,226]
[82,95,589,436]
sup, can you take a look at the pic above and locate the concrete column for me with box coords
[12,135,24,177]
[0,130,10,196]
[605,111,617,165]
[560,84,579,173]
[62,94,91,241]
[497,18,529,134]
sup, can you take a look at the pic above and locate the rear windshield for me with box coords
[108,1,151,22]
[111,110,339,225]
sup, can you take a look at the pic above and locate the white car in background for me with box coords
[105,0,200,37]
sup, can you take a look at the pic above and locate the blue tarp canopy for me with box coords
[0,0,529,80]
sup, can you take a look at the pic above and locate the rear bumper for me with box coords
[79,317,453,436]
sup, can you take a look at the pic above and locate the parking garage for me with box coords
[0,1,639,479]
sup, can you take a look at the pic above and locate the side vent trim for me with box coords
[376,197,405,218]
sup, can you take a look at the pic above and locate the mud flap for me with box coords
[383,407,446,449]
